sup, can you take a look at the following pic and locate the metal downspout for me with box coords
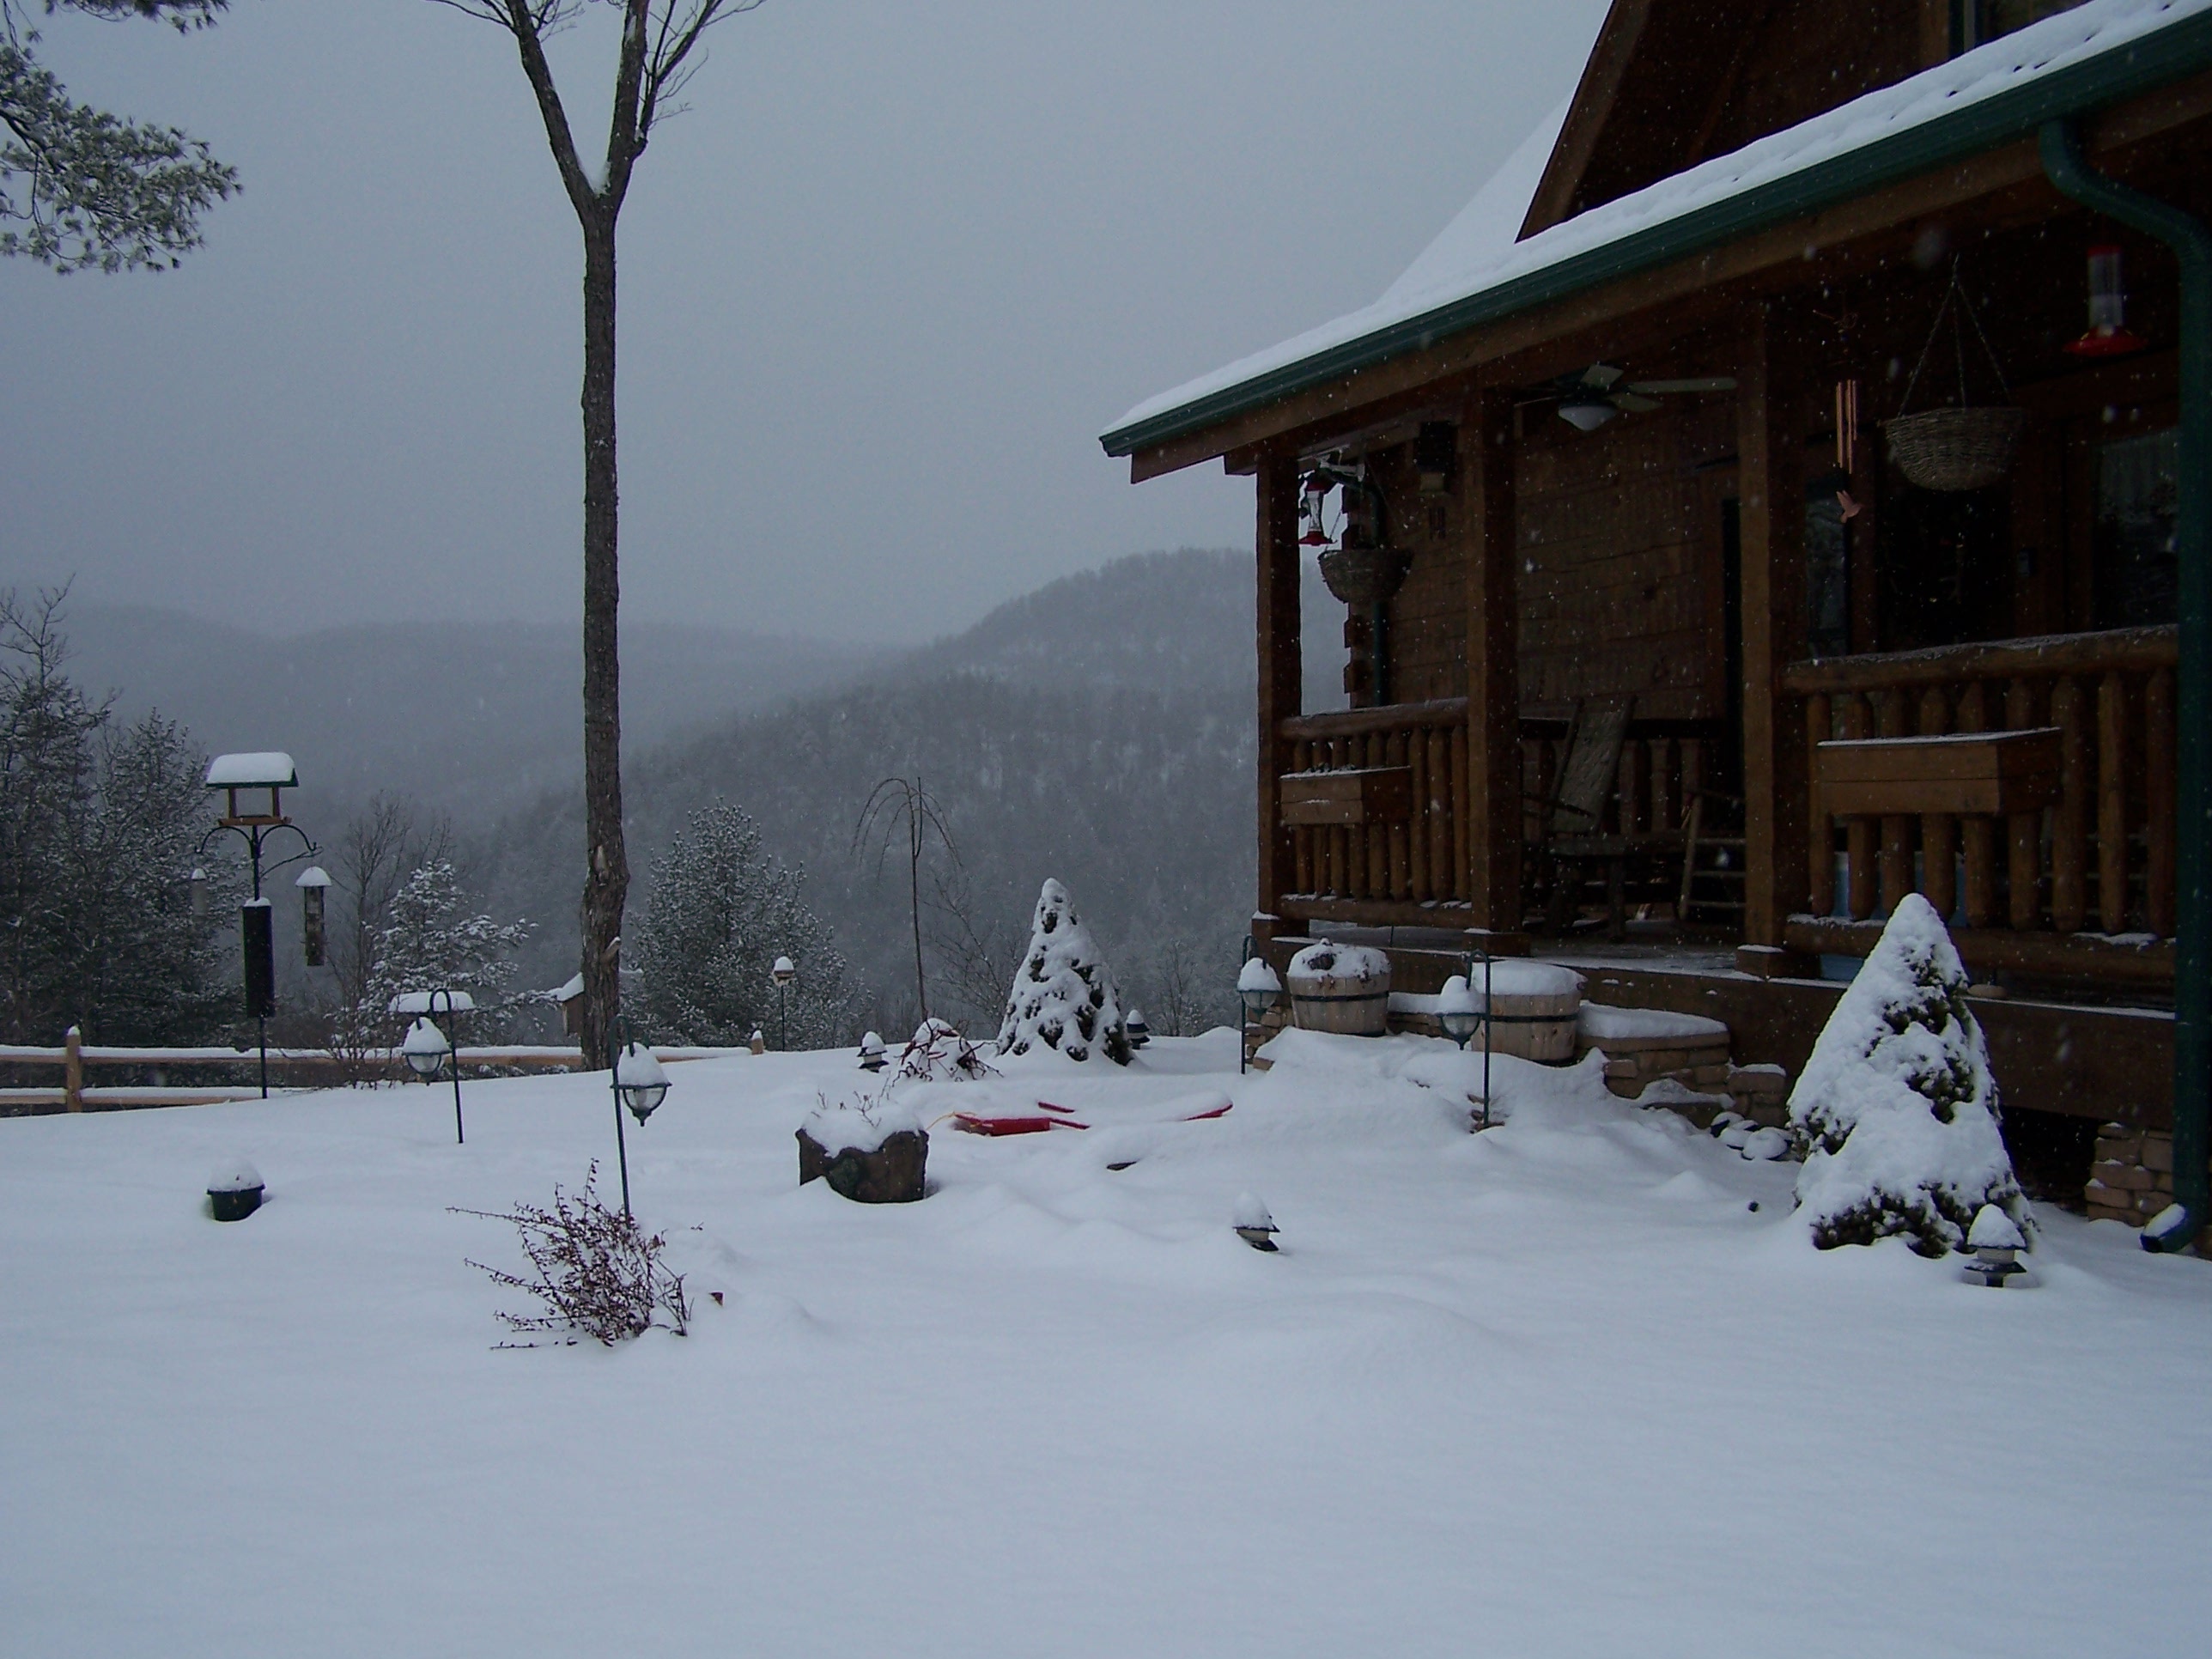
[2040,118,2211,1252]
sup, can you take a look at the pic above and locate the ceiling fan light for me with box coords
[1558,398,1618,432]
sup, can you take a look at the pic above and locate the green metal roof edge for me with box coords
[1101,12,2212,459]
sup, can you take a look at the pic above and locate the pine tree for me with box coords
[1789,893,2030,1255]
[0,588,230,1042]
[631,801,860,1048]
[995,878,1130,1065]
[359,860,532,1038]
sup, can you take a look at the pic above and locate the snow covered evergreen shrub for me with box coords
[995,878,1130,1064]
[1789,893,2030,1255]
[632,802,860,1048]
[459,1164,690,1346]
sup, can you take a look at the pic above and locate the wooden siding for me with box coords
[1514,393,1735,721]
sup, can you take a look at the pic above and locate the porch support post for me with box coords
[1464,386,1524,946]
[1255,453,1302,944]
[1736,301,1814,969]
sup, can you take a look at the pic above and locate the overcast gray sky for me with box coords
[3,0,1607,644]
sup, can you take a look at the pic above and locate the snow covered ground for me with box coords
[4,1032,2207,1656]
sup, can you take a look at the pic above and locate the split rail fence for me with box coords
[0,1030,750,1115]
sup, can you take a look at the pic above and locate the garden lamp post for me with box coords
[1237,943,1283,1076]
[398,988,471,1145]
[1437,971,1491,1130]
[771,955,797,1050]
[609,1019,671,1218]
[200,753,317,1099]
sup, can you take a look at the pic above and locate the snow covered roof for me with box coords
[1103,0,2212,461]
[205,752,298,788]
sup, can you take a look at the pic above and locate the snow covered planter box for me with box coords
[1788,894,2031,1256]
[1286,941,1390,1036]
[206,1160,264,1223]
[1576,1002,1729,1097]
[1388,960,1582,1059]
[798,1091,928,1204]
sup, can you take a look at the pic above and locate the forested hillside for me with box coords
[481,548,1347,1036]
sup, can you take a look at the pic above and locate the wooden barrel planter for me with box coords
[1472,961,1583,1062]
[1286,940,1392,1036]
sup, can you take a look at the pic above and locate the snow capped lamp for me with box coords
[616,1042,670,1123]
[1233,1191,1279,1252]
[1237,950,1283,1075]
[606,1024,672,1219]
[1437,973,1482,1049]
[401,1015,452,1081]
[769,955,798,1049]
[1960,1204,2035,1288]
[1125,1007,1151,1049]
[858,1030,887,1073]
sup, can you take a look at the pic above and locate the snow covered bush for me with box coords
[459,1164,690,1346]
[899,1017,996,1081]
[1789,894,2030,1255]
[995,878,1130,1064]
[362,859,532,1024]
[632,802,860,1048]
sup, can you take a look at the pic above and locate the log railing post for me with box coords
[2146,665,2177,937]
[1838,692,1876,920]
[1918,684,1957,921]
[1255,454,1301,927]
[2006,678,2043,930]
[1874,686,1913,915]
[1464,386,1522,939]
[1807,694,1833,916]
[2051,675,2089,933]
[2098,669,2129,933]
[1736,302,1810,959]
[1958,682,1998,929]
[64,1024,83,1113]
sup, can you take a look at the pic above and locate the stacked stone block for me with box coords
[2086,1123,2211,1249]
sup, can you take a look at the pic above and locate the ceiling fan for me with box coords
[1524,362,1739,430]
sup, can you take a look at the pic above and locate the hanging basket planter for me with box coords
[1318,544,1410,609]
[1883,258,2025,493]
[1883,405,2027,493]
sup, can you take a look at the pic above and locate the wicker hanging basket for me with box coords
[1317,544,1411,609]
[1883,406,2027,492]
[1882,260,2024,492]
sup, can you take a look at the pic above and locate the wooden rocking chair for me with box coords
[1529,698,1638,937]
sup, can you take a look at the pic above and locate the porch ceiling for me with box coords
[1103,0,2212,477]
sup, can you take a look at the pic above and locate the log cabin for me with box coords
[1103,0,2209,1243]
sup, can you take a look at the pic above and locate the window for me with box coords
[1955,0,2086,54]
[2095,427,2179,629]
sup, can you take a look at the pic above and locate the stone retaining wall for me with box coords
[2085,1123,2212,1250]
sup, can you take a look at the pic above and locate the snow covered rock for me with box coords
[995,879,1130,1065]
[1788,894,2030,1255]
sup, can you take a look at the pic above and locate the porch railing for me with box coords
[1781,625,2179,975]
[1279,698,1471,908]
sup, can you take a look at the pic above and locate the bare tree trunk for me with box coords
[579,211,627,1065]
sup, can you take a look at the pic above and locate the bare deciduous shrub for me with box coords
[457,1164,690,1346]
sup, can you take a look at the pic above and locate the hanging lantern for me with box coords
[2064,244,2148,358]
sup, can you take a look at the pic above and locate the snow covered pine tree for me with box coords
[1788,893,2032,1255]
[631,802,856,1048]
[995,878,1130,1065]
[360,860,532,1037]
